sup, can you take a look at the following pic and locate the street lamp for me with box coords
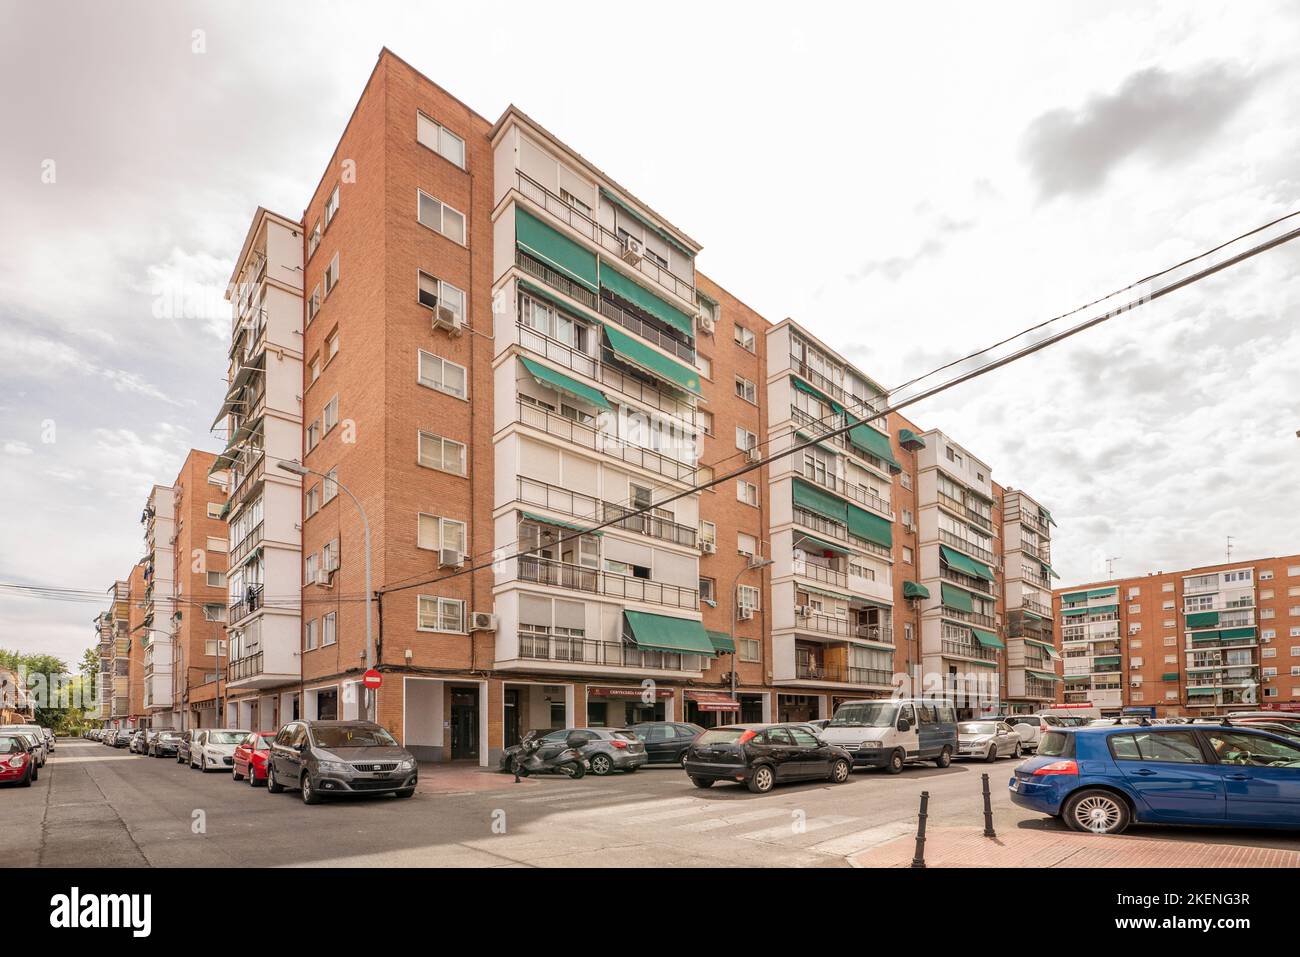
[729,556,774,705]
[277,460,375,721]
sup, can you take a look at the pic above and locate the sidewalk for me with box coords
[415,761,535,795]
[852,826,1300,868]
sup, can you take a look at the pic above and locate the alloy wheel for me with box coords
[1072,794,1123,833]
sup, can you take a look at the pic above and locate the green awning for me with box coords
[899,428,926,450]
[1024,637,1055,653]
[1093,656,1121,665]
[517,278,597,318]
[941,583,975,614]
[217,499,231,520]
[1218,626,1257,640]
[599,187,694,258]
[1041,507,1056,526]
[1060,591,1089,604]
[1026,670,1063,682]
[623,611,714,656]
[939,544,994,582]
[516,207,598,291]
[519,511,603,537]
[1185,611,1219,629]
[971,627,1004,649]
[793,532,848,556]
[847,503,893,549]
[1187,688,1218,697]
[792,478,848,524]
[706,630,735,654]
[903,581,930,600]
[601,322,702,396]
[1161,672,1180,681]
[844,414,902,473]
[1087,587,1118,599]
[1190,630,1221,642]
[599,262,694,339]
[519,356,611,410]
[1061,603,1117,616]
[965,659,998,669]
[1040,561,1061,580]
[1023,610,1044,622]
[791,375,833,407]
[797,583,853,602]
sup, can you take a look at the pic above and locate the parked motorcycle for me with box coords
[510,730,587,779]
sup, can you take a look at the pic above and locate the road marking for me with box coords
[622,802,716,824]
[676,807,792,832]
[552,796,696,819]
[515,789,605,804]
[738,814,857,843]
[544,792,656,809]
[808,820,917,856]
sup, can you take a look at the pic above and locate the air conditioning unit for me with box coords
[737,607,754,621]
[795,604,811,618]
[1130,681,1143,688]
[432,307,463,336]
[744,446,761,463]
[470,612,497,632]
[312,569,333,588]
[620,235,644,265]
[700,541,717,554]
[697,311,715,335]
[438,548,464,569]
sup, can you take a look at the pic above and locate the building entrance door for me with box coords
[450,687,479,760]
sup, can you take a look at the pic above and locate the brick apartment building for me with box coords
[1054,554,1300,718]
[189,48,1066,759]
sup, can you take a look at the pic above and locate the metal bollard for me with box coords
[910,790,929,868]
[981,773,996,838]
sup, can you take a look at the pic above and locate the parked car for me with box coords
[232,732,276,786]
[500,727,647,776]
[8,726,49,764]
[148,730,182,758]
[1001,713,1069,752]
[266,720,418,804]
[1225,713,1300,734]
[957,721,1023,761]
[806,718,832,731]
[110,729,131,749]
[9,731,46,769]
[684,723,853,793]
[129,729,149,754]
[1010,724,1300,834]
[190,729,252,771]
[625,722,704,767]
[176,729,198,765]
[820,698,959,772]
[0,732,37,787]
[42,728,54,752]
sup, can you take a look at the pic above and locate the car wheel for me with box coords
[747,765,776,794]
[233,763,244,782]
[887,749,905,774]
[1064,789,1130,835]
[1013,742,1022,759]
[20,767,33,787]
[829,758,851,784]
[267,765,284,794]
[690,776,714,789]
[30,764,38,783]
[200,755,208,772]
[248,766,259,787]
[589,754,614,776]
[561,761,586,780]
[934,746,953,769]
[679,751,689,769]
[301,773,321,805]
[986,744,999,763]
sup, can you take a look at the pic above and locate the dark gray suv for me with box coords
[266,720,418,805]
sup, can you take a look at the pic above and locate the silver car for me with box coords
[956,721,1022,761]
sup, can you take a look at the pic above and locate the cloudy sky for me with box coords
[2,1,1298,665]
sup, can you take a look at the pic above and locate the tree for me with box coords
[0,648,74,730]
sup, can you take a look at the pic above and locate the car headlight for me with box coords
[317,761,350,773]
[398,759,415,771]
[5,756,23,768]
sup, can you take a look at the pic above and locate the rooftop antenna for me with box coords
[1106,556,1121,579]
[1226,536,1234,563]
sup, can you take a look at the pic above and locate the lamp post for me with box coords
[277,460,375,721]
[729,556,774,707]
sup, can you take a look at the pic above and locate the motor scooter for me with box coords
[511,730,587,779]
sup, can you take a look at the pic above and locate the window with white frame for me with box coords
[417,190,466,244]
[327,330,339,361]
[309,354,321,383]
[305,618,318,650]
[324,252,339,295]
[734,375,756,403]
[204,638,227,657]
[305,484,319,517]
[206,571,225,587]
[698,409,713,436]
[202,604,226,622]
[417,513,466,555]
[416,113,466,168]
[698,577,716,604]
[418,270,466,323]
[736,480,758,506]
[738,638,760,662]
[1260,569,1274,580]
[417,432,466,474]
[308,285,320,323]
[733,324,756,352]
[418,350,467,398]
[699,521,717,546]
[1263,646,1277,658]
[903,546,914,564]
[308,219,320,258]
[695,354,712,379]
[735,426,757,451]
[324,184,339,225]
[418,596,465,632]
[738,584,760,612]
[206,502,223,519]
[737,532,757,558]
[322,395,339,434]
[322,612,337,646]
[321,468,338,505]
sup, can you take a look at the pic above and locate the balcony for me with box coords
[941,638,998,662]
[797,466,892,518]
[515,399,699,485]
[227,652,264,683]
[229,521,264,570]
[936,490,992,532]
[598,295,695,364]
[1022,676,1058,699]
[517,555,697,611]
[229,584,264,625]
[515,170,696,306]
[938,529,994,565]
[515,477,697,548]
[1019,539,1051,563]
[794,660,893,686]
[793,560,847,590]
[789,407,894,476]
[518,632,704,674]
[1020,595,1051,618]
[939,605,996,629]
[940,564,993,597]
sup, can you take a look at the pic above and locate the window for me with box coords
[695,354,711,379]
[324,184,339,225]
[327,330,339,361]
[903,546,914,564]
[1289,566,1300,577]
[1109,731,1204,764]
[305,618,318,651]
[1208,731,1300,765]
[418,596,465,632]
[307,219,320,259]
[321,468,338,505]
[309,354,321,383]
[734,375,757,403]
[324,252,339,295]
[202,604,225,622]
[1260,569,1274,580]
[737,532,757,558]
[697,294,719,331]
[417,431,466,474]
[206,571,225,587]
[1262,647,1277,658]
[698,577,716,603]
[697,409,713,436]
[1162,600,1175,610]
[417,513,466,555]
[902,508,913,528]
[1164,655,1177,664]
[204,638,227,656]
[418,271,466,323]
[322,395,339,434]
[306,417,321,452]
[417,190,466,244]
[206,502,223,519]
[945,446,962,466]
[322,612,337,647]
[418,350,467,398]
[308,285,320,324]
[733,324,756,352]
[1128,604,1141,613]
[1261,608,1275,619]
[206,536,227,553]
[900,471,912,490]
[699,521,717,546]
[736,480,758,506]
[738,638,760,662]
[305,484,319,517]
[1127,587,1141,598]
[1263,666,1277,677]
[738,584,760,612]
[735,426,757,451]
[416,112,466,168]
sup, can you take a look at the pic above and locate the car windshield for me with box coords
[960,723,997,735]
[829,702,896,728]
[312,726,398,748]
[1037,731,1074,757]
[209,731,250,745]
[250,735,274,749]
[159,732,181,741]
[0,736,24,754]
[696,728,746,745]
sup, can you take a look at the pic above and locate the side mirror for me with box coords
[897,719,911,733]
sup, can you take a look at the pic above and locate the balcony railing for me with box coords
[515,170,696,305]
[517,555,697,610]
[936,490,992,532]
[518,632,703,673]
[515,399,699,485]
[941,639,998,662]
[1020,595,1052,618]
[229,584,264,624]
[1024,677,1057,699]
[229,521,264,570]
[227,652,263,683]
[597,295,695,364]
[792,506,849,542]
[797,466,892,518]
[793,560,847,590]
[940,565,993,596]
[939,605,996,628]
[795,661,893,686]
[515,477,697,548]
[789,407,895,476]
[787,355,886,423]
[938,529,994,565]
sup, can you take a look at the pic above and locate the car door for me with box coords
[787,725,829,778]
[1202,730,1300,826]
[639,724,673,763]
[763,727,801,780]
[285,724,309,779]
[996,723,1016,756]
[270,725,294,778]
[896,704,920,757]
[1108,730,1225,824]
[673,725,702,762]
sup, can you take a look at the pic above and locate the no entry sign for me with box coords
[362,669,383,689]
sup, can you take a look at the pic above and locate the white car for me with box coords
[190,729,252,772]
[8,726,49,764]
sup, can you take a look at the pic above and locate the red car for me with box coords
[232,731,276,786]
[0,731,36,787]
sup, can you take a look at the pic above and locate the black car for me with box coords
[626,721,705,767]
[684,723,854,793]
[266,720,418,805]
[149,730,182,758]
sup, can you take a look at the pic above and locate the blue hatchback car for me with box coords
[1010,724,1300,834]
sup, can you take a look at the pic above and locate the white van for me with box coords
[820,698,959,773]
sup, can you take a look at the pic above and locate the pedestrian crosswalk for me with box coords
[488,781,917,858]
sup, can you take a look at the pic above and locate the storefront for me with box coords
[777,693,823,723]
[684,690,739,727]
[503,682,569,747]
[586,686,675,726]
